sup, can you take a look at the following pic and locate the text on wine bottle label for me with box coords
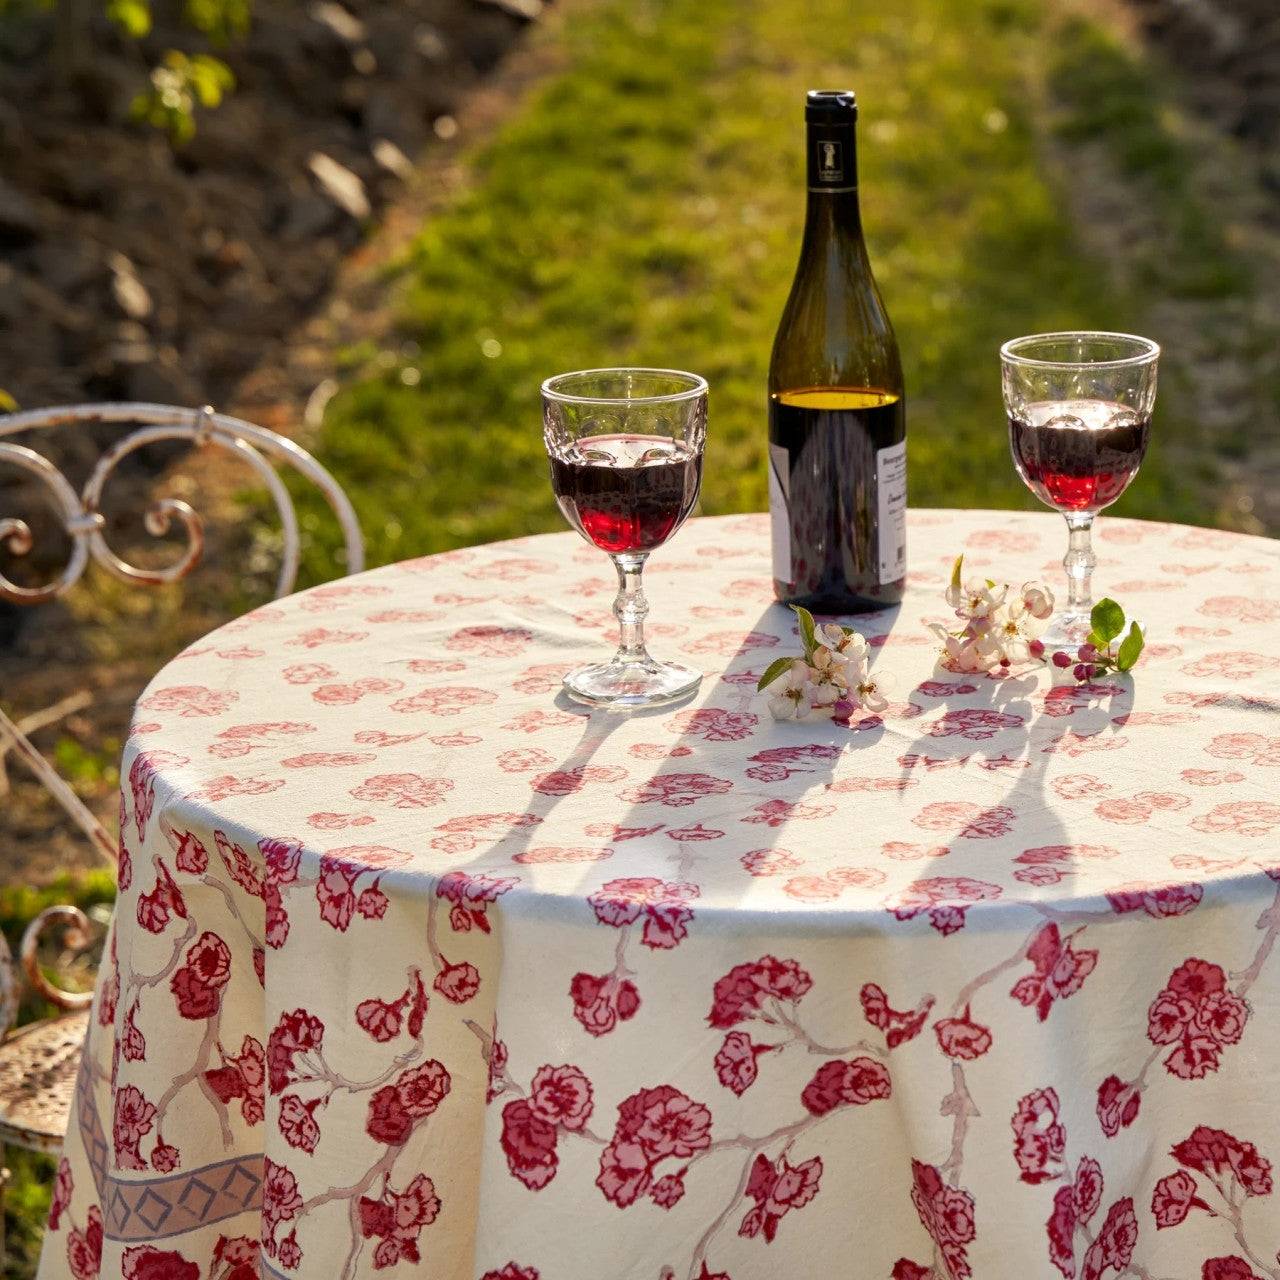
[877,439,907,585]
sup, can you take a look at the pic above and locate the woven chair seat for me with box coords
[0,1011,89,1155]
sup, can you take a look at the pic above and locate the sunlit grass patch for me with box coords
[311,0,1222,574]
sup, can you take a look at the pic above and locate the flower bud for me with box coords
[1073,663,1088,680]
[1052,651,1072,669]
[1078,644,1099,662]
[1029,638,1045,660]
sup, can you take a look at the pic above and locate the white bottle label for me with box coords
[877,439,907,584]
[768,442,791,583]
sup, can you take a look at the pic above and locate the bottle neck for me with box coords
[805,119,859,192]
[802,187,863,243]
[803,121,862,237]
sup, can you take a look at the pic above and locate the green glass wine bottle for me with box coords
[768,89,906,613]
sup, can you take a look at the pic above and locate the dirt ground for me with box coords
[2,0,1279,882]
[0,0,561,878]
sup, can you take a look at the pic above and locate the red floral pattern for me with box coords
[121,1247,199,1280]
[1010,923,1098,1022]
[739,1153,822,1242]
[569,970,641,1036]
[800,1057,892,1115]
[44,510,1280,1280]
[587,875,699,949]
[884,876,1002,935]
[1011,1087,1066,1184]
[170,931,233,1020]
[709,956,813,1028]
[909,1161,976,1280]
[204,1035,265,1125]
[597,1085,712,1207]
[365,1060,451,1146]
[357,1173,441,1268]
[1096,1075,1142,1138]
[934,1009,993,1060]
[861,983,933,1048]
[1147,959,1249,1078]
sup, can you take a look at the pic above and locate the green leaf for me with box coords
[107,0,152,37]
[1090,598,1125,645]
[949,555,964,595]
[184,0,251,44]
[0,388,17,413]
[187,54,235,108]
[1116,621,1145,671]
[792,604,817,659]
[756,656,795,692]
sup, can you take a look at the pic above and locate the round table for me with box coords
[38,510,1280,1280]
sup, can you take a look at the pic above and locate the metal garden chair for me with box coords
[0,401,364,1243]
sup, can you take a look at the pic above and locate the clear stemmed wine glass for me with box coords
[542,367,707,708]
[1001,332,1159,648]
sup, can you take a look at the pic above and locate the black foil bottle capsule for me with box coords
[768,90,906,613]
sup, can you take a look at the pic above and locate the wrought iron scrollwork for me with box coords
[19,906,96,1013]
[0,401,364,601]
[0,401,366,865]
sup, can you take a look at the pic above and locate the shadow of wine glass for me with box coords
[879,658,1138,916]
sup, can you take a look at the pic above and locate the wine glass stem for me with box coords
[1063,512,1096,617]
[610,552,653,666]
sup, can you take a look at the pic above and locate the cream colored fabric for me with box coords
[38,511,1280,1280]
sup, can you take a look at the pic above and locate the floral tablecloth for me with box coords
[38,509,1280,1280]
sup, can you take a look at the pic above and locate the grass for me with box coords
[304,0,1250,577]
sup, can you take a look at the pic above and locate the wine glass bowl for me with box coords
[1001,332,1158,647]
[543,368,707,708]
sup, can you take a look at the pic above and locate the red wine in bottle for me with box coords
[769,90,906,613]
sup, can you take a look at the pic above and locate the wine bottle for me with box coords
[768,89,906,613]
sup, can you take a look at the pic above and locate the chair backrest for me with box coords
[0,401,365,863]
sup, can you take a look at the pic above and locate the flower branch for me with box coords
[1049,598,1145,682]
[928,555,1054,672]
[757,606,893,722]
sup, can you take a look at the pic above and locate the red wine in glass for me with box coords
[1000,332,1159,649]
[549,434,703,554]
[1008,399,1150,514]
[542,367,707,708]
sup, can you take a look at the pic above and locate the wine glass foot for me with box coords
[563,658,701,708]
[1041,612,1094,651]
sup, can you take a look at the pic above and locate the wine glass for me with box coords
[542,367,707,707]
[1001,332,1159,648]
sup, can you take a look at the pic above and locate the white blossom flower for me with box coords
[766,659,815,720]
[815,624,870,667]
[976,598,1045,665]
[853,667,896,713]
[1021,580,1056,621]
[810,643,856,692]
[946,574,1007,621]
[804,671,844,708]
[928,622,992,673]
[926,559,1052,676]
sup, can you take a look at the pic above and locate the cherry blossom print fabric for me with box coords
[38,509,1280,1280]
